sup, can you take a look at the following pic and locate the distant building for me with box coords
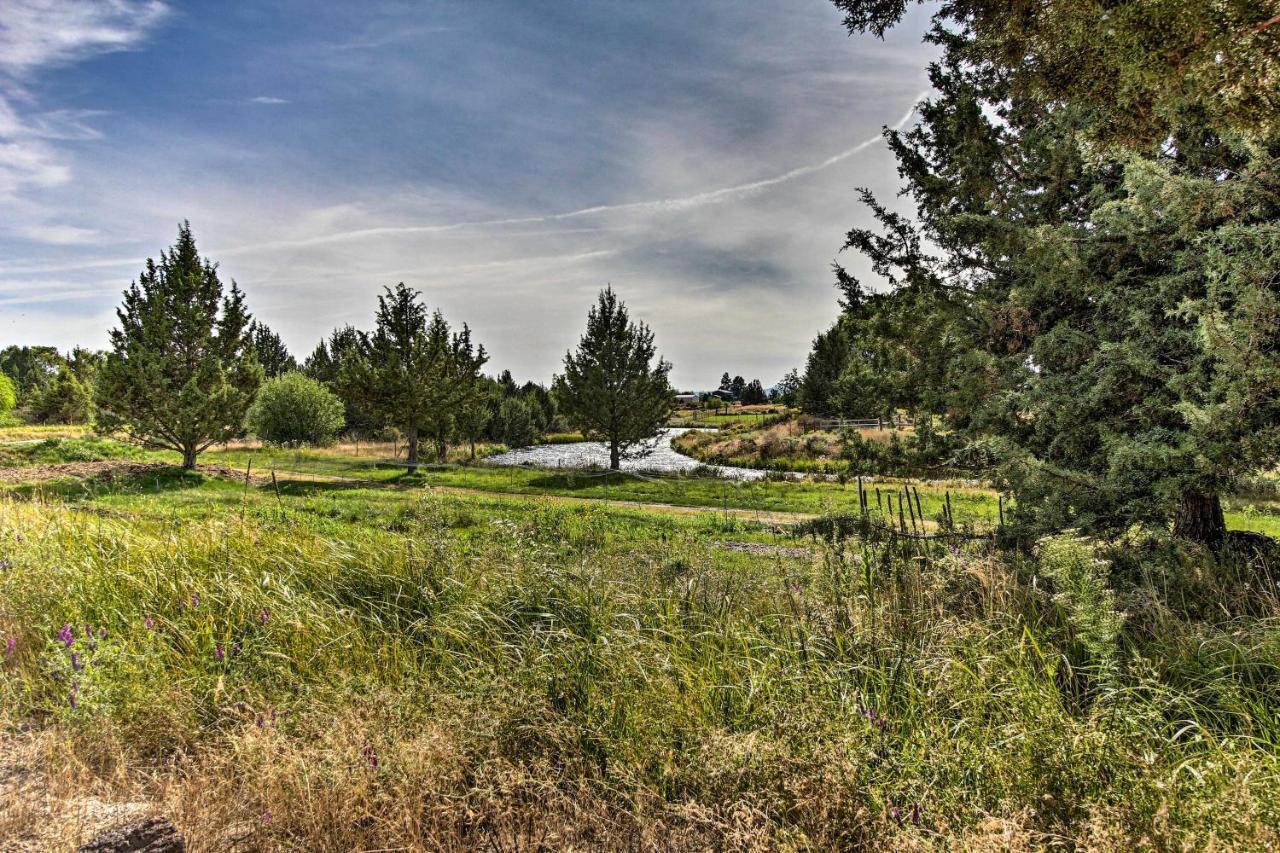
[709,388,736,402]
[674,392,700,405]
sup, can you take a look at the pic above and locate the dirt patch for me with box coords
[0,460,171,485]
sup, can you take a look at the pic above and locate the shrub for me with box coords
[246,371,345,447]
[493,397,542,448]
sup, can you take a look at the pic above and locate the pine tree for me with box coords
[304,326,381,434]
[556,287,673,470]
[250,321,298,377]
[829,1,1280,545]
[340,283,487,472]
[96,223,262,468]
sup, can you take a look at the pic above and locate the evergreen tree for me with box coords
[556,287,673,469]
[740,379,768,405]
[340,283,487,472]
[0,345,62,406]
[829,1,1280,545]
[250,321,298,377]
[719,372,732,390]
[730,375,746,400]
[797,325,848,416]
[774,369,801,406]
[96,223,262,468]
[304,326,381,434]
[31,366,93,424]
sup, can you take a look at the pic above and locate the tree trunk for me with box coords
[1172,491,1226,546]
[609,441,620,470]
[469,439,476,461]
[181,445,198,469]
[405,428,419,474]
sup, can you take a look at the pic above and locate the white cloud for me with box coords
[249,96,289,105]
[0,0,168,242]
[0,0,169,77]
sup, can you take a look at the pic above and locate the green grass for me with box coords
[0,436,143,466]
[2,471,1280,848]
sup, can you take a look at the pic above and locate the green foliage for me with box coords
[29,366,93,425]
[249,321,298,378]
[95,222,263,468]
[246,371,345,447]
[1037,534,1125,670]
[0,373,15,418]
[0,345,62,406]
[340,283,487,469]
[556,287,673,469]
[492,396,541,448]
[833,0,1280,145]
[812,4,1280,545]
[303,325,382,434]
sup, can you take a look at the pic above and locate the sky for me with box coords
[0,0,935,390]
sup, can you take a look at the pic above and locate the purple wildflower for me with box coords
[4,636,14,658]
[0,559,10,571]
[361,741,378,771]
[191,593,200,608]
[863,705,886,730]
[84,624,93,640]
[214,644,225,662]
[144,617,155,631]
[259,608,270,625]
[910,803,922,826]
[261,811,273,823]
[71,651,83,671]
[232,642,242,656]
[890,805,901,826]
[57,624,75,648]
[68,682,79,709]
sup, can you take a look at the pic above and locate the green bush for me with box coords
[493,396,542,448]
[246,371,345,448]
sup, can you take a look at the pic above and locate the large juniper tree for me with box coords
[556,287,673,470]
[826,0,1280,545]
[96,223,262,468]
[341,283,487,472]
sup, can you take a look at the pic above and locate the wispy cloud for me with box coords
[0,0,168,242]
[249,96,288,105]
[217,94,926,258]
[0,0,169,76]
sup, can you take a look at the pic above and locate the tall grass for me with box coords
[2,482,1279,848]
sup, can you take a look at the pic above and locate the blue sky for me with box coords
[0,0,934,388]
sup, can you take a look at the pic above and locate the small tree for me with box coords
[250,321,298,377]
[341,283,487,472]
[494,396,541,449]
[96,223,262,468]
[31,366,92,424]
[246,371,345,447]
[556,287,672,470]
[304,325,381,435]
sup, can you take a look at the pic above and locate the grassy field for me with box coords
[2,438,1279,847]
[0,423,93,443]
[2,459,1280,848]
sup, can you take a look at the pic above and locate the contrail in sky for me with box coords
[215,93,928,256]
[0,94,928,274]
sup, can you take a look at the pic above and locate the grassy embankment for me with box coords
[2,459,1280,848]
